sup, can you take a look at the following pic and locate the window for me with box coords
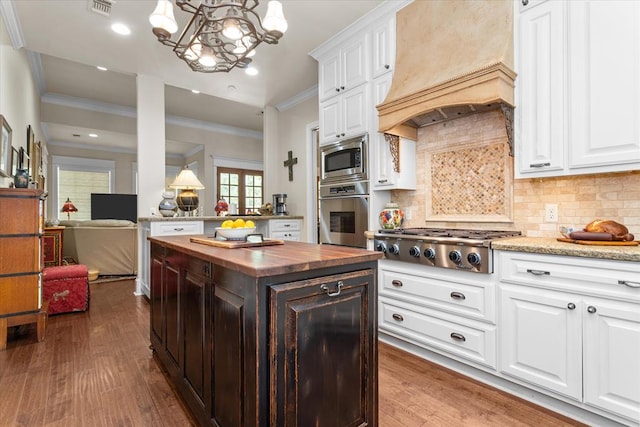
[217,167,263,214]
[52,156,115,221]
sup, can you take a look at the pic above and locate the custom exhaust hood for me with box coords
[377,0,516,145]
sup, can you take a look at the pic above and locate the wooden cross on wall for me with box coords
[283,150,298,181]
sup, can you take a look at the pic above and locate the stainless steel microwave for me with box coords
[320,134,367,183]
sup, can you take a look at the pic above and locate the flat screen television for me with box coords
[91,193,137,223]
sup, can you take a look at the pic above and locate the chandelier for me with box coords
[149,0,288,73]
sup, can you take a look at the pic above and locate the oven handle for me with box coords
[319,194,369,200]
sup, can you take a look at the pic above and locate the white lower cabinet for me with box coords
[498,251,640,424]
[268,219,302,241]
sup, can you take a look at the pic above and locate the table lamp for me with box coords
[170,166,205,214]
[61,197,78,219]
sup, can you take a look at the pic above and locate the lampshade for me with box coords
[61,197,78,219]
[170,167,204,190]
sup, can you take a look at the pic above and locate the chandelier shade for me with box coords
[149,0,287,73]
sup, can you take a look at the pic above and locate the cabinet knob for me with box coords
[392,313,404,322]
[587,305,597,314]
[450,332,466,342]
[384,64,390,69]
[341,133,345,137]
[340,86,345,90]
[522,0,529,5]
[391,279,403,287]
[336,134,341,138]
[320,280,343,297]
[335,87,340,92]
[567,302,575,310]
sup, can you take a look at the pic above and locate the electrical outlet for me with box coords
[404,207,412,220]
[545,204,558,223]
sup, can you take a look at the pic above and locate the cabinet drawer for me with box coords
[271,231,300,241]
[379,298,496,369]
[150,221,204,236]
[270,220,301,232]
[497,251,640,302]
[380,268,495,322]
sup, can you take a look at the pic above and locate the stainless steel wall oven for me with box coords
[319,181,369,248]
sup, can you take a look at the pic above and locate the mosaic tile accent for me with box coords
[431,143,507,216]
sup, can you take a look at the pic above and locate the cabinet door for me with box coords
[270,269,376,427]
[150,252,164,345]
[182,260,209,410]
[165,257,182,369]
[567,1,640,170]
[319,97,342,145]
[372,74,394,188]
[342,34,368,92]
[515,0,565,177]
[500,285,582,400]
[342,84,368,138]
[319,50,341,101]
[371,15,394,79]
[583,298,640,421]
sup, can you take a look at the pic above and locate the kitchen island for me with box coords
[148,235,382,426]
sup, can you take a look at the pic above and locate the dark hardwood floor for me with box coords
[0,279,584,427]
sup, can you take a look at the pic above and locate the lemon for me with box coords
[232,218,246,229]
[245,220,255,228]
[221,220,234,229]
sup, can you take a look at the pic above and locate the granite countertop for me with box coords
[148,235,382,277]
[138,215,303,222]
[491,237,640,262]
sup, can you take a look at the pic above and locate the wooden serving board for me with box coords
[190,236,285,249]
[557,237,638,246]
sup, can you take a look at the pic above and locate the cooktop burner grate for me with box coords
[377,228,521,240]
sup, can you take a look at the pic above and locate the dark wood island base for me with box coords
[148,235,383,427]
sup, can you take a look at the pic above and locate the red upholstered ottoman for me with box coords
[42,265,90,315]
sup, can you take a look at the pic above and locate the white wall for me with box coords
[0,16,45,190]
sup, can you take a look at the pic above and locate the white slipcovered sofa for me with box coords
[59,219,137,276]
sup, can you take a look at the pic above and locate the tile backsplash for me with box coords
[391,110,640,238]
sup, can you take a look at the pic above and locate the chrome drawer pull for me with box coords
[320,281,343,297]
[392,313,404,322]
[378,179,388,184]
[527,269,550,276]
[618,280,640,288]
[450,332,466,342]
[450,291,466,300]
[529,162,551,168]
[173,227,184,231]
[391,279,403,287]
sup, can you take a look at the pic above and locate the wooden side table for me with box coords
[43,226,65,267]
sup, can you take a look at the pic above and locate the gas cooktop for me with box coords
[374,228,522,273]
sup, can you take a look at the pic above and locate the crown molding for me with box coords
[276,85,318,112]
[27,50,46,93]
[48,139,137,155]
[184,144,204,158]
[0,0,24,49]
[41,92,263,140]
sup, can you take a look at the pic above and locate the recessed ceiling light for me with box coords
[191,89,200,94]
[89,133,98,138]
[97,66,108,71]
[245,67,258,76]
[111,23,131,35]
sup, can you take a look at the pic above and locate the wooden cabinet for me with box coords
[515,0,640,178]
[269,269,376,426]
[149,239,379,426]
[0,188,44,317]
[498,251,640,423]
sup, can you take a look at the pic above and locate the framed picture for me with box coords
[30,140,41,180]
[11,147,19,177]
[27,124,34,156]
[0,114,12,177]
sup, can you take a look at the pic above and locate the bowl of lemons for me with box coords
[215,218,256,240]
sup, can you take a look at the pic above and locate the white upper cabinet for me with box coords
[515,0,640,178]
[318,33,368,103]
[371,14,395,79]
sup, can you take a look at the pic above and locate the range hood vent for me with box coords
[378,0,516,143]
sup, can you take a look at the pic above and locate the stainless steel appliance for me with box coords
[320,134,367,184]
[319,181,369,248]
[374,228,521,273]
[273,193,287,216]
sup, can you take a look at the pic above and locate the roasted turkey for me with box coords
[585,220,634,241]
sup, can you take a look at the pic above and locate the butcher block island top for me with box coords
[148,235,382,426]
[148,234,383,277]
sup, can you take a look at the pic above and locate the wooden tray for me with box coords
[557,237,638,246]
[190,236,285,249]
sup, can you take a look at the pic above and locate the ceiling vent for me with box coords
[88,0,114,17]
